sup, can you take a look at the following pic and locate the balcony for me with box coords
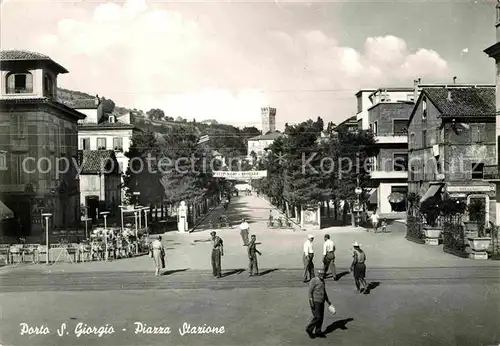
[370,170,408,179]
[374,133,407,144]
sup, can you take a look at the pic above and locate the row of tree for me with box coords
[251,117,379,225]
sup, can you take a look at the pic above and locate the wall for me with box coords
[376,148,408,171]
[356,91,374,130]
[368,102,414,135]
[77,109,98,124]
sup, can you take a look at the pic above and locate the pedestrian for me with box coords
[381,219,387,233]
[240,219,250,246]
[303,235,315,282]
[150,236,165,276]
[322,234,337,280]
[210,231,224,278]
[350,241,368,293]
[248,234,262,276]
[370,211,380,232]
[268,209,273,227]
[306,269,332,339]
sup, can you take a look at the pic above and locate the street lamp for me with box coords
[142,207,149,230]
[100,211,110,261]
[136,205,143,229]
[41,213,52,264]
[134,211,139,255]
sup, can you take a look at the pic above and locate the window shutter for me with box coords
[7,74,15,92]
[25,73,33,92]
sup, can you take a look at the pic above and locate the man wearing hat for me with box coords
[306,269,331,338]
[303,235,315,282]
[210,231,224,278]
[350,242,367,293]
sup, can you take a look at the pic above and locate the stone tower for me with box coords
[261,107,276,134]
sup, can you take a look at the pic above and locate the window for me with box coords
[0,151,6,170]
[6,72,33,94]
[108,116,115,123]
[97,138,107,150]
[393,153,408,171]
[393,120,408,135]
[373,121,378,135]
[391,186,408,195]
[471,162,484,180]
[409,133,416,149]
[80,138,90,150]
[113,137,123,151]
[422,97,427,120]
[471,124,482,142]
[43,74,54,97]
[422,130,427,147]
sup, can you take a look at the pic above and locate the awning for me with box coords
[368,188,378,204]
[388,192,405,204]
[420,184,444,203]
[0,200,14,221]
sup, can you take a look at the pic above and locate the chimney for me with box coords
[413,78,420,102]
[453,76,457,84]
[95,94,100,107]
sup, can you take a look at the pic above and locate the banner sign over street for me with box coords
[213,170,267,179]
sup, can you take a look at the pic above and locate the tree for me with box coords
[146,108,165,121]
[123,130,165,207]
[100,97,115,114]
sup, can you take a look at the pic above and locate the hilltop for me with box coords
[57,87,261,157]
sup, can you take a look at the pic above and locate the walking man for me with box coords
[248,235,261,276]
[303,235,315,282]
[322,234,337,280]
[350,241,368,293]
[370,211,380,232]
[240,219,250,246]
[306,269,331,339]
[210,231,224,278]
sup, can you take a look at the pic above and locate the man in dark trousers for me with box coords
[303,235,315,282]
[322,234,336,280]
[248,234,261,276]
[210,231,224,278]
[306,269,331,339]
[350,241,367,293]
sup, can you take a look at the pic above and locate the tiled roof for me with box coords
[423,87,495,116]
[248,131,282,141]
[0,50,50,60]
[78,150,119,174]
[0,97,86,120]
[0,50,68,73]
[61,98,98,109]
[78,122,137,130]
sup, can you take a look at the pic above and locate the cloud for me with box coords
[2,0,450,128]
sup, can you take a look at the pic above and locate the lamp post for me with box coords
[100,211,110,261]
[142,207,149,230]
[134,211,139,255]
[136,205,143,229]
[41,213,52,264]
[355,181,362,227]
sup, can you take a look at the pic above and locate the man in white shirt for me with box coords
[303,235,315,282]
[370,212,380,233]
[322,234,337,280]
[240,219,250,246]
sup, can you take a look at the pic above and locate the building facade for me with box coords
[0,50,85,236]
[408,86,496,225]
[77,110,140,200]
[247,106,281,161]
[335,115,358,133]
[484,2,500,225]
[367,95,414,214]
[78,150,121,221]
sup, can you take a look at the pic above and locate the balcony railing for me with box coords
[374,133,408,144]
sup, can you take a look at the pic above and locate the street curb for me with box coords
[189,203,220,233]
[259,196,302,232]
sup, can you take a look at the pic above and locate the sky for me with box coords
[0,0,496,130]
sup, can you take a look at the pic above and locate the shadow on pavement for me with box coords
[222,269,245,277]
[259,269,278,276]
[363,281,380,294]
[324,318,354,334]
[162,268,189,276]
[335,271,350,280]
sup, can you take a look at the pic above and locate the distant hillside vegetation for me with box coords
[56,88,261,157]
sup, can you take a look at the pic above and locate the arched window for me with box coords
[6,72,33,94]
[44,74,54,97]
